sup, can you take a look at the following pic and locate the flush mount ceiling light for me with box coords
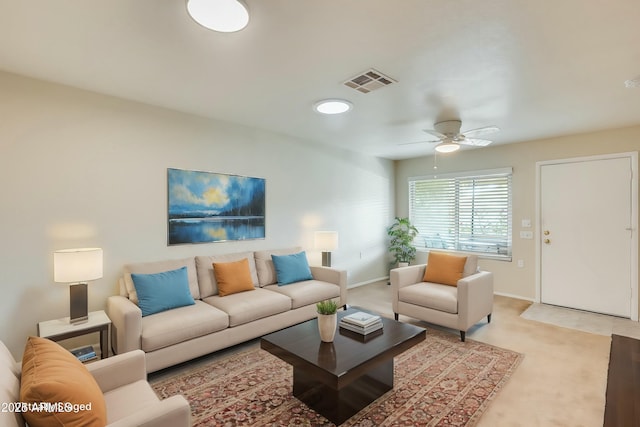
[314,99,353,115]
[186,0,249,33]
[435,141,461,153]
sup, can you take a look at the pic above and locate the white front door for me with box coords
[539,155,635,318]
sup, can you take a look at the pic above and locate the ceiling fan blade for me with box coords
[422,129,447,139]
[459,138,493,147]
[398,139,439,146]
[462,126,499,138]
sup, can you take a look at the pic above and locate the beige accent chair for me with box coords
[390,254,493,341]
[0,340,191,427]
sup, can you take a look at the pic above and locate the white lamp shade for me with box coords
[315,231,339,251]
[54,248,103,283]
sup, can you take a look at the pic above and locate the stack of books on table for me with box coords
[70,345,97,362]
[339,311,383,335]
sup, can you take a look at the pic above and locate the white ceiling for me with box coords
[1,0,639,160]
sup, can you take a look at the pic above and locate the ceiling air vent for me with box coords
[344,69,396,94]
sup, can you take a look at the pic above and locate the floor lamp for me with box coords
[315,231,339,267]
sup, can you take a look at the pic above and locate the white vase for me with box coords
[398,262,409,268]
[317,313,337,342]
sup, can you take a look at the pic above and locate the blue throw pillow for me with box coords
[271,251,313,285]
[131,266,195,316]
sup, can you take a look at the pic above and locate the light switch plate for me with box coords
[520,231,533,239]
[521,219,531,228]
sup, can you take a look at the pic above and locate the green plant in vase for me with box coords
[316,299,338,315]
[316,300,338,342]
[387,217,419,267]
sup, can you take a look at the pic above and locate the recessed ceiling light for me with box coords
[314,99,353,115]
[186,0,249,33]
[435,141,460,153]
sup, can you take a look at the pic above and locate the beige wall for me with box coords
[0,71,395,357]
[395,126,640,301]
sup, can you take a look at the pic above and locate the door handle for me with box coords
[544,230,550,235]
[544,239,551,244]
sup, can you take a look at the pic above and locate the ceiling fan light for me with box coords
[187,0,249,33]
[435,141,460,153]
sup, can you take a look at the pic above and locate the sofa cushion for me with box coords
[131,267,195,316]
[271,251,313,285]
[196,252,259,298]
[124,257,200,304]
[424,252,467,286]
[264,280,340,309]
[140,301,229,352]
[203,288,291,327]
[462,254,479,277]
[213,258,256,297]
[20,336,107,427]
[399,282,458,314]
[254,247,302,286]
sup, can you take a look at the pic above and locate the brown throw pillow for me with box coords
[20,336,107,427]
[214,258,256,296]
[423,252,468,286]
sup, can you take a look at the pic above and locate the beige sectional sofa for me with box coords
[107,247,347,373]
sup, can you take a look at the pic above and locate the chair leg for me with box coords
[460,331,466,342]
[487,313,492,323]
[394,313,399,321]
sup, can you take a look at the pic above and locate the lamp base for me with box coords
[69,283,88,324]
[321,252,332,267]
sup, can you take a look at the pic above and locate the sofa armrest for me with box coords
[87,350,146,393]
[456,271,494,330]
[390,264,427,313]
[310,266,348,306]
[106,395,191,427]
[107,295,142,355]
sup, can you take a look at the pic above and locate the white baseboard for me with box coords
[494,291,535,302]
[348,276,389,289]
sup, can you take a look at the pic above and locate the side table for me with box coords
[37,310,111,359]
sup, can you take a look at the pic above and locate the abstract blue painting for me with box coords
[167,168,266,245]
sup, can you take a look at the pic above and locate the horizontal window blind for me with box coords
[409,168,512,258]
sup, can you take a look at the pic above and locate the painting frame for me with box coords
[167,168,266,245]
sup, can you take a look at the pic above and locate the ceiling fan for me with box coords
[402,119,500,153]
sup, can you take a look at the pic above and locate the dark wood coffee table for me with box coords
[260,307,426,425]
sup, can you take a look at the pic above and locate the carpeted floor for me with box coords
[151,328,523,426]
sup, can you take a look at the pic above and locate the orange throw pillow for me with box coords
[423,252,468,286]
[214,258,256,296]
[20,336,107,427]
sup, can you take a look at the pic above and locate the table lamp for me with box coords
[54,248,103,324]
[314,231,339,267]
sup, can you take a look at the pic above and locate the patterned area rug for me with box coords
[151,329,523,426]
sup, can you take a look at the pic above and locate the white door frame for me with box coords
[534,152,639,321]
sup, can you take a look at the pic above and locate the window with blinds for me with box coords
[409,168,512,260]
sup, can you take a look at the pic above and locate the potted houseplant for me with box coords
[387,217,419,267]
[316,300,338,342]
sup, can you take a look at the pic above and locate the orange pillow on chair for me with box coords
[423,252,468,286]
[20,336,107,427]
